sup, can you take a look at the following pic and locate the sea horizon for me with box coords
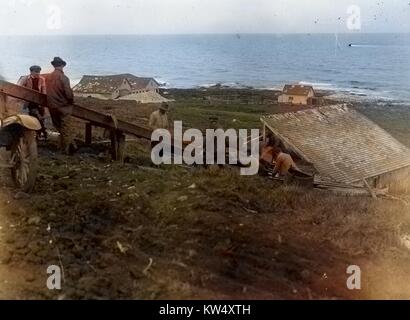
[1,33,409,103]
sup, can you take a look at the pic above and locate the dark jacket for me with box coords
[46,69,74,115]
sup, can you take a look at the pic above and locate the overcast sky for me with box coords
[1,0,410,35]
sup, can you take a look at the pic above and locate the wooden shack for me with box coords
[261,104,410,194]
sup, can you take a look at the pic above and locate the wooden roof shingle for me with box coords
[73,74,159,94]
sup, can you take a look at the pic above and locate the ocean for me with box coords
[0,33,409,102]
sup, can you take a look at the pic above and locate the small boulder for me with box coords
[27,216,41,226]
[177,196,188,202]
[14,192,30,200]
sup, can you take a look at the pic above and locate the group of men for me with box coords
[20,57,172,156]
[18,57,76,155]
[18,60,294,174]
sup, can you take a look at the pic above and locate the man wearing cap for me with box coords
[18,65,48,140]
[148,102,170,131]
[45,57,76,154]
[148,103,171,156]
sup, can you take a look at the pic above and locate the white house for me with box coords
[73,73,162,100]
[278,84,315,105]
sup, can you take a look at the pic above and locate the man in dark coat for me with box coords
[45,57,77,154]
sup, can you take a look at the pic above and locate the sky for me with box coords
[0,0,410,35]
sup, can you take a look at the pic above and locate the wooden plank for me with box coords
[363,179,377,199]
[72,105,152,139]
[0,80,47,106]
[0,93,6,118]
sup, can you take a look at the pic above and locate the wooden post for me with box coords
[109,130,126,162]
[85,122,92,145]
[263,124,266,142]
[0,93,7,118]
[117,133,126,164]
[110,130,119,160]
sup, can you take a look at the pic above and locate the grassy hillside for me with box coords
[1,89,410,299]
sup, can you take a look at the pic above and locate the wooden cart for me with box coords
[0,115,40,192]
[0,79,154,192]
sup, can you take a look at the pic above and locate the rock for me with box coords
[5,237,15,244]
[36,249,48,258]
[15,239,29,249]
[301,269,311,280]
[78,276,100,291]
[178,196,188,202]
[28,242,42,255]
[26,255,42,264]
[188,184,197,189]
[188,249,197,258]
[68,266,82,279]
[27,216,41,226]
[129,268,142,280]
[99,253,117,266]
[0,251,12,265]
[14,192,30,200]
[25,273,36,282]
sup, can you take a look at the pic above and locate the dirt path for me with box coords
[0,189,46,299]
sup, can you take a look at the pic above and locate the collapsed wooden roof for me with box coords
[73,73,160,94]
[261,104,410,184]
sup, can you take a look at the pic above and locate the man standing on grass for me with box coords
[148,102,171,158]
[148,102,170,131]
[45,57,77,155]
[18,65,48,140]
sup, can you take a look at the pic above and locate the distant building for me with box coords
[278,84,316,105]
[261,105,410,194]
[73,73,161,101]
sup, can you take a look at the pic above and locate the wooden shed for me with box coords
[261,104,410,194]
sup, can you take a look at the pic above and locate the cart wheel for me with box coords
[11,129,38,193]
